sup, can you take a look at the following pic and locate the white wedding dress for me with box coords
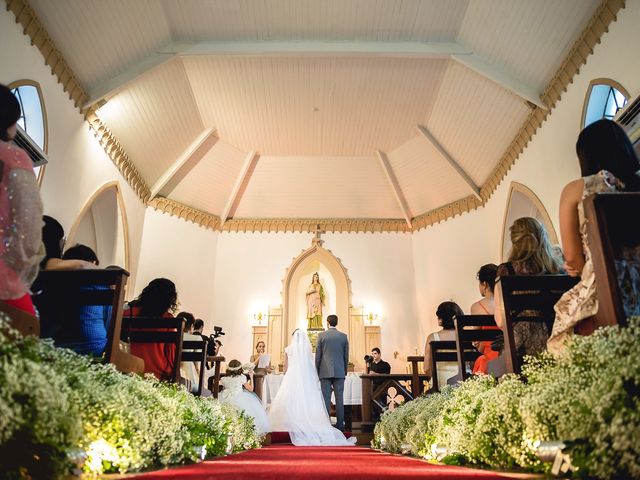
[268,330,356,446]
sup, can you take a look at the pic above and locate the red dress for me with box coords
[472,301,500,374]
[123,306,176,380]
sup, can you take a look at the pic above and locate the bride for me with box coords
[268,329,356,446]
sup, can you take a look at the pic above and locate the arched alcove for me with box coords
[67,182,130,271]
[501,182,559,262]
[8,79,48,185]
[268,240,366,367]
[581,78,629,129]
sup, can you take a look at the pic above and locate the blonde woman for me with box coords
[494,217,563,360]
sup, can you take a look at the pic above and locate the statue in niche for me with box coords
[306,272,325,330]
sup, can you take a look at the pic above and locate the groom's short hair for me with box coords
[327,315,338,327]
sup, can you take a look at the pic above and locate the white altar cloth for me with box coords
[261,372,362,406]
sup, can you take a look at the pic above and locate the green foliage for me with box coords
[373,318,640,478]
[0,316,262,478]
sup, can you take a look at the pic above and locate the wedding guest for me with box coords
[124,278,179,380]
[250,340,273,373]
[550,119,640,353]
[469,264,500,374]
[495,217,563,361]
[423,301,463,387]
[0,84,43,315]
[177,311,195,334]
[39,216,97,271]
[368,347,391,375]
[220,359,271,434]
[192,318,204,334]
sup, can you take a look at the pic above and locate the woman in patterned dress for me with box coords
[549,119,640,354]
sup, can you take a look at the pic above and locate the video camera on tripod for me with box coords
[206,326,225,356]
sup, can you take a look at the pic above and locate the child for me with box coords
[219,360,271,434]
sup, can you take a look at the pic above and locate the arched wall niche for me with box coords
[581,77,629,129]
[67,181,131,272]
[501,182,559,262]
[7,79,48,186]
[268,240,366,369]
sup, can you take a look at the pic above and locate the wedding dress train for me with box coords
[268,330,356,446]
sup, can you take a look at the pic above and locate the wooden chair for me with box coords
[0,301,39,336]
[584,192,640,330]
[30,268,143,373]
[428,340,477,392]
[120,316,185,384]
[207,355,226,398]
[453,314,502,381]
[181,338,210,396]
[496,275,579,374]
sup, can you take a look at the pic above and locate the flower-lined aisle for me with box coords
[373,318,640,479]
[0,315,262,478]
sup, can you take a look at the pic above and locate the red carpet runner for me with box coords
[132,445,524,479]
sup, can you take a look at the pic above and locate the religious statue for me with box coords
[306,272,325,330]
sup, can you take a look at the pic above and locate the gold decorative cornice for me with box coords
[5,0,88,109]
[147,197,221,230]
[85,110,151,202]
[7,0,624,233]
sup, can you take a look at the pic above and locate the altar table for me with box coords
[260,372,363,406]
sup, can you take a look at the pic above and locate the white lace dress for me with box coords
[219,375,271,434]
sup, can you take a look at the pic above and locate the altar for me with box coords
[260,372,363,406]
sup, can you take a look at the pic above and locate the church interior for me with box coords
[1,0,639,478]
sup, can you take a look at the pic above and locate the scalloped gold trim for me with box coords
[8,0,623,233]
[5,0,88,109]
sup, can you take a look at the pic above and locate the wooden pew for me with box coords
[206,355,226,398]
[496,275,579,374]
[453,314,502,381]
[31,268,143,373]
[428,340,472,392]
[584,192,640,330]
[181,338,210,396]
[0,301,39,336]
[120,316,185,384]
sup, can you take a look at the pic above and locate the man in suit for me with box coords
[315,314,349,431]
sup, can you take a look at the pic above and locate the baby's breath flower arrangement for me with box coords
[373,318,640,478]
[0,315,262,478]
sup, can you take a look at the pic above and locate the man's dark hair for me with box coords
[62,243,99,265]
[193,319,204,332]
[42,215,65,260]
[436,301,464,330]
[327,314,338,327]
[372,347,381,355]
[176,311,195,332]
[0,84,20,142]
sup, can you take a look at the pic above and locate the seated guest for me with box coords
[469,264,500,374]
[550,119,640,353]
[192,318,204,335]
[250,340,274,373]
[0,84,43,316]
[495,217,563,362]
[124,278,179,381]
[58,244,111,356]
[39,216,97,271]
[368,347,391,374]
[423,301,464,387]
[177,311,195,334]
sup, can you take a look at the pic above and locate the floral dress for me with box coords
[549,170,622,354]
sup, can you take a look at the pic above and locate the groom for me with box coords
[315,314,349,431]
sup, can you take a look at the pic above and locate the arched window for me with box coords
[501,182,559,262]
[582,79,629,129]
[8,80,48,184]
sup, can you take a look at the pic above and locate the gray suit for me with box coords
[315,327,349,430]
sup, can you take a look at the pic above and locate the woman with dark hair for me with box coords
[550,119,640,353]
[0,84,43,315]
[39,215,97,270]
[124,278,179,380]
[495,217,563,360]
[469,264,500,374]
[423,301,464,388]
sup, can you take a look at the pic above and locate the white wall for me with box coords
[412,0,640,339]
[0,7,147,287]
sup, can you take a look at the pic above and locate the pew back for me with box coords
[585,192,640,328]
[428,340,467,392]
[181,339,209,396]
[497,274,579,374]
[453,314,501,380]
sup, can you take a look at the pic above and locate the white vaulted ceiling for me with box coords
[26,0,602,227]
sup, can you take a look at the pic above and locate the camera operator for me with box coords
[365,347,391,375]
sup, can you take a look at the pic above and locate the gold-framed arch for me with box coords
[67,181,131,272]
[7,79,48,186]
[580,78,630,130]
[501,181,559,262]
[266,240,368,370]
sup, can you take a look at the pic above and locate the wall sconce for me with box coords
[253,312,266,325]
[366,312,378,325]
